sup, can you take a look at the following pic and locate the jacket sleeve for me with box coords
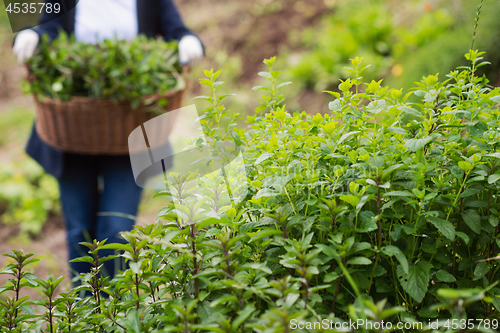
[159,0,195,41]
[32,0,71,40]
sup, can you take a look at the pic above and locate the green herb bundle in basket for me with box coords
[24,33,186,155]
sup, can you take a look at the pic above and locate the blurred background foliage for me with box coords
[282,0,500,110]
[286,0,457,91]
[0,0,499,276]
[0,158,59,235]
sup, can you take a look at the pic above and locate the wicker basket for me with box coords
[32,88,184,155]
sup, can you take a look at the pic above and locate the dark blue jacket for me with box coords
[26,0,195,178]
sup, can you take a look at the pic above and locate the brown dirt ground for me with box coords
[178,0,329,81]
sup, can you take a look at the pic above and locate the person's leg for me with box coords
[57,154,99,279]
[95,155,143,278]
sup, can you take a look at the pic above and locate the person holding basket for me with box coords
[12,0,204,283]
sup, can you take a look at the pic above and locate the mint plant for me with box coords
[1,52,500,331]
[25,33,183,109]
[0,250,38,332]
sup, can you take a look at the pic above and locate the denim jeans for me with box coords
[58,154,143,281]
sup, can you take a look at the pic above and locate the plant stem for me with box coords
[331,214,337,233]
[332,257,346,313]
[191,225,199,299]
[48,297,53,333]
[470,0,484,51]
[367,186,382,295]
[301,260,309,310]
[452,198,464,279]
[13,260,22,325]
[135,273,140,310]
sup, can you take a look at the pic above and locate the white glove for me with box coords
[178,35,203,65]
[13,29,40,64]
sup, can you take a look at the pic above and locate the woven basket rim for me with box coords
[28,64,189,107]
[35,87,185,106]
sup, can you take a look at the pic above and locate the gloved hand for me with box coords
[178,35,203,65]
[13,29,39,64]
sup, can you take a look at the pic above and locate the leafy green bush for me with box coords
[1,53,500,332]
[25,34,184,108]
[386,0,500,91]
[286,0,453,91]
[286,0,500,93]
[0,158,59,236]
[244,53,500,318]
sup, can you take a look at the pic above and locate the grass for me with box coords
[0,106,34,147]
